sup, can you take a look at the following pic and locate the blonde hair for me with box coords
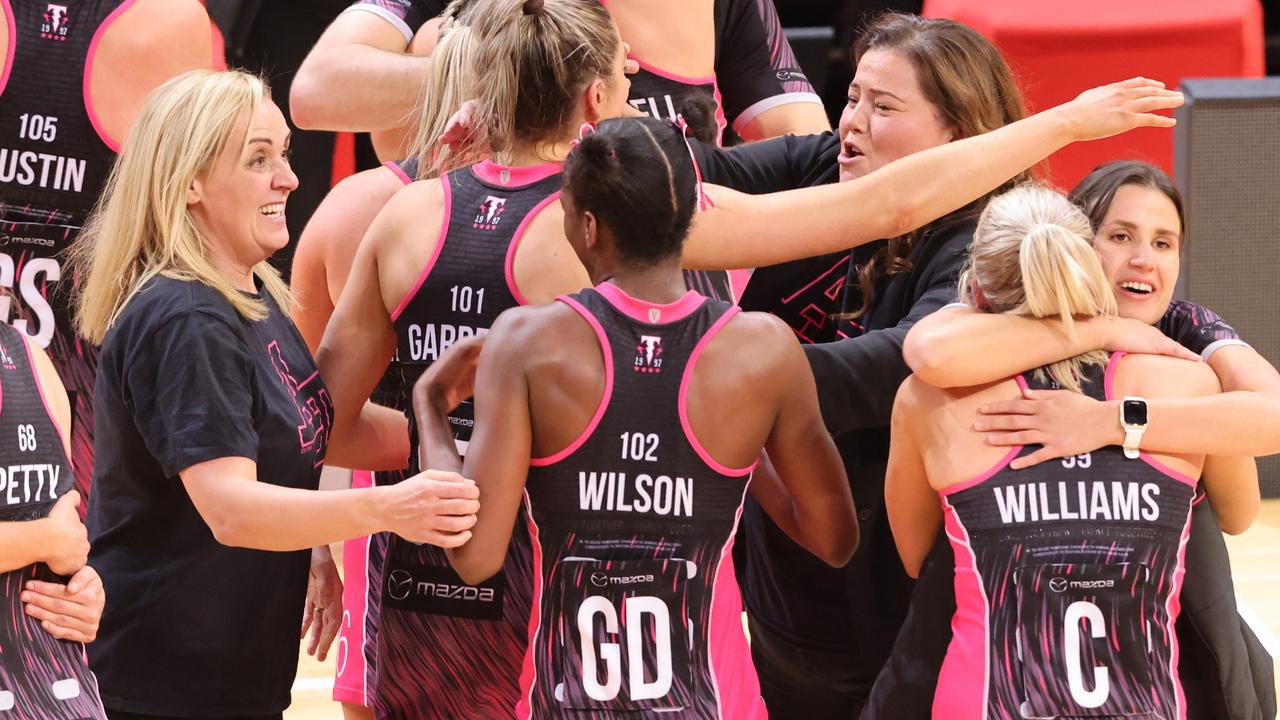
[469,0,619,162]
[73,69,291,344]
[959,185,1118,393]
[411,1,481,178]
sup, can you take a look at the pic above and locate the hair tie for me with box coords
[673,115,711,211]
[522,0,545,15]
[569,121,597,149]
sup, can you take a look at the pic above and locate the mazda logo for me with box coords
[1049,577,1068,593]
[590,572,608,588]
[388,569,414,600]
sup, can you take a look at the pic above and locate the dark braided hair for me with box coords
[563,117,698,265]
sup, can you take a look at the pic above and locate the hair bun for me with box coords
[522,0,545,15]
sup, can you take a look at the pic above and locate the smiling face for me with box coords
[836,48,955,183]
[186,99,297,281]
[1092,184,1183,324]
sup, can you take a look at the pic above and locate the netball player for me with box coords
[72,69,479,719]
[0,320,105,719]
[414,114,855,719]
[885,184,1258,720]
[879,161,1276,719]
[0,0,211,507]
[293,0,825,153]
[317,2,629,713]
[290,5,477,716]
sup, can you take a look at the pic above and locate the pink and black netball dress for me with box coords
[0,322,105,720]
[936,354,1196,720]
[518,283,763,719]
[0,0,133,508]
[377,160,560,718]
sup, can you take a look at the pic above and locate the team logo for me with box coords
[387,569,414,601]
[1049,577,1069,593]
[590,572,609,588]
[41,4,70,41]
[634,334,663,374]
[473,195,506,230]
[775,68,808,82]
[0,343,15,371]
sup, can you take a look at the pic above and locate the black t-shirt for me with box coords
[86,277,333,717]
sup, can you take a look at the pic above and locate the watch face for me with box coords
[1123,399,1147,426]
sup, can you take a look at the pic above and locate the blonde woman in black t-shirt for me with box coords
[70,69,481,720]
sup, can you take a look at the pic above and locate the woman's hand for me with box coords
[41,490,89,576]
[414,334,485,418]
[21,565,104,643]
[378,470,479,548]
[974,388,1122,469]
[1055,77,1183,142]
[301,545,343,661]
[1101,317,1201,361]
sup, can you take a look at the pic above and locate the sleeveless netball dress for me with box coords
[0,0,131,508]
[375,160,560,719]
[936,354,1195,720]
[518,283,764,719]
[0,322,105,719]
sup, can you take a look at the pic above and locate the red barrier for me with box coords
[923,0,1264,187]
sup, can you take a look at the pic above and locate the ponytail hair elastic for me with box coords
[673,115,712,211]
[569,121,597,149]
[522,0,545,15]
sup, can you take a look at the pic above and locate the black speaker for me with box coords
[1174,77,1280,498]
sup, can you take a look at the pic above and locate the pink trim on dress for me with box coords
[631,55,715,86]
[334,471,373,705]
[933,499,991,719]
[706,481,766,719]
[1140,452,1200,488]
[1103,351,1199,488]
[472,160,561,187]
[940,375,1028,497]
[710,81,728,144]
[21,334,68,465]
[383,161,413,185]
[83,0,138,152]
[1165,498,1194,720]
[939,446,1023,498]
[515,491,545,720]
[596,282,704,324]
[390,176,451,322]
[678,307,756,477]
[1103,350,1126,399]
[0,0,16,97]
[528,296,613,467]
[504,191,561,305]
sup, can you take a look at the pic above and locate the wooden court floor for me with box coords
[283,499,1280,719]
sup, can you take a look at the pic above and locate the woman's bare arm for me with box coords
[681,79,1182,270]
[884,377,941,578]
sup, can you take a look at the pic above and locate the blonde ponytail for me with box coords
[960,185,1116,392]
[469,0,618,161]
